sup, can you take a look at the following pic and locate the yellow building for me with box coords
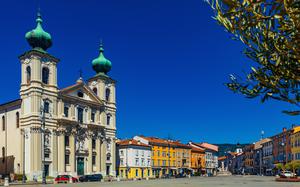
[291,126,300,160]
[133,136,194,177]
[173,142,192,175]
[116,139,152,179]
[134,136,177,178]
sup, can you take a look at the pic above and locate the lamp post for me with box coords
[257,150,262,176]
[40,101,46,185]
[40,99,52,185]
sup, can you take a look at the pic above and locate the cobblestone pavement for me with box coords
[10,176,300,187]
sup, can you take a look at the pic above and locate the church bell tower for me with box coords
[19,11,59,179]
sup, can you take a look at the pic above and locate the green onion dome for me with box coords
[92,44,112,75]
[25,12,52,52]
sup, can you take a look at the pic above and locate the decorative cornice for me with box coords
[19,49,60,63]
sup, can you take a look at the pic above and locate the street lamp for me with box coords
[256,150,262,176]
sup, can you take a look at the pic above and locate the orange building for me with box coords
[190,146,205,174]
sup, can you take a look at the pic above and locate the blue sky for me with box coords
[0,0,298,144]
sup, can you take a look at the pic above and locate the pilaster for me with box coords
[57,134,65,173]
[87,138,92,173]
[70,136,76,174]
[96,139,101,172]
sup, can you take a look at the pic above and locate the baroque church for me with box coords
[0,12,117,179]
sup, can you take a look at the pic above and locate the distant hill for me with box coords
[215,143,249,157]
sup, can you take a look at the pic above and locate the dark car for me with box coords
[79,174,103,182]
[55,175,78,183]
[175,173,186,178]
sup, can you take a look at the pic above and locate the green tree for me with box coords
[275,163,285,172]
[206,0,300,114]
[286,161,300,176]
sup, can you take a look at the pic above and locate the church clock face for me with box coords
[41,57,49,63]
[91,81,97,86]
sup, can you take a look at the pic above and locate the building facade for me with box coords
[116,139,152,179]
[173,142,192,175]
[190,146,205,174]
[291,126,300,161]
[253,138,271,175]
[272,128,292,165]
[243,144,254,174]
[0,12,117,180]
[133,136,177,178]
[261,138,273,175]
[189,142,218,175]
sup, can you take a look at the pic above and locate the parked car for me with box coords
[79,174,103,182]
[55,175,78,183]
[279,171,296,178]
[175,173,186,178]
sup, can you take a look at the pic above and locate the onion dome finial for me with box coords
[92,42,112,75]
[25,10,52,52]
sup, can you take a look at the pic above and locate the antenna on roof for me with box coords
[261,130,264,140]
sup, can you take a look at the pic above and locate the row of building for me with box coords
[219,126,300,176]
[115,136,219,179]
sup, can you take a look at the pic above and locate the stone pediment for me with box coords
[59,81,102,104]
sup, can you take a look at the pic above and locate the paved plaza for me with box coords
[12,176,300,187]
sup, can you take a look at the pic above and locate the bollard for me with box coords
[117,176,120,182]
[146,177,149,180]
[69,177,73,184]
[4,177,9,186]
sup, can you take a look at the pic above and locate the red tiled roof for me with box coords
[191,142,218,152]
[117,139,150,148]
[141,136,190,148]
[191,146,205,153]
[218,156,226,161]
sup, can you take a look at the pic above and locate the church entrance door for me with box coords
[77,157,84,176]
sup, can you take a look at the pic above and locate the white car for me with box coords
[279,171,296,177]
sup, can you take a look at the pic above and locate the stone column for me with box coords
[100,139,106,175]
[57,134,65,173]
[52,131,58,177]
[87,138,93,174]
[31,130,42,179]
[20,130,25,174]
[70,136,76,175]
[96,139,101,172]
[111,141,116,176]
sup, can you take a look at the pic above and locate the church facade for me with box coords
[0,12,117,180]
